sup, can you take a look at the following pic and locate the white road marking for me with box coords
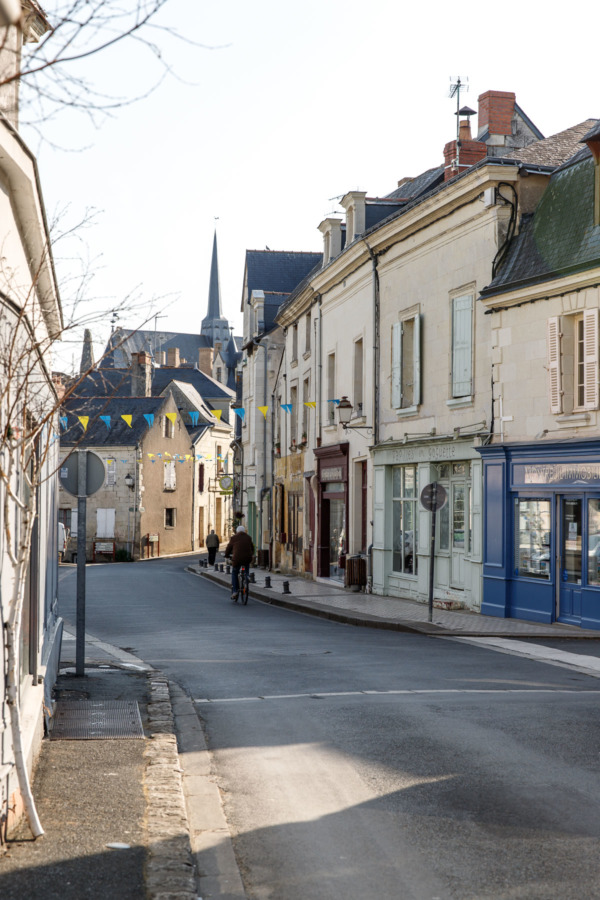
[194,688,600,704]
[444,636,600,678]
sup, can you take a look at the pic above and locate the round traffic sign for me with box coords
[420,482,447,512]
[59,450,106,497]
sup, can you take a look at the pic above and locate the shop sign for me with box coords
[321,466,343,482]
[514,463,600,487]
[385,444,460,464]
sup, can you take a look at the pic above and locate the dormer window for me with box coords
[582,122,600,227]
[341,192,367,243]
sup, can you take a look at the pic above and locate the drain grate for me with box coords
[50,700,144,740]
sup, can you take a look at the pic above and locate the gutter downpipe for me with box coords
[365,242,380,447]
[317,295,323,445]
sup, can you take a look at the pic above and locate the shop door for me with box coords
[450,482,466,589]
[558,496,583,623]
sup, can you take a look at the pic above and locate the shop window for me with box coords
[392,465,418,575]
[547,310,599,414]
[588,499,600,586]
[451,294,473,398]
[391,309,421,411]
[514,498,551,579]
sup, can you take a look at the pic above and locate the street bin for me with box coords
[345,555,367,590]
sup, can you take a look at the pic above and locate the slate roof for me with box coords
[508,120,598,167]
[61,397,166,447]
[72,365,234,401]
[105,328,214,369]
[243,250,323,305]
[480,147,600,299]
[384,167,445,201]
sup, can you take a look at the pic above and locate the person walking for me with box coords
[206,529,220,565]
[224,525,254,601]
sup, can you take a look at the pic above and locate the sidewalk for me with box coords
[191,558,600,639]
[0,627,201,900]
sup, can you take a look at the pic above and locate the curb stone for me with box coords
[144,674,197,900]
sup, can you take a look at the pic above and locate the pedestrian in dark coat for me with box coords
[206,529,220,565]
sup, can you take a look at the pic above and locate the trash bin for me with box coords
[345,555,367,590]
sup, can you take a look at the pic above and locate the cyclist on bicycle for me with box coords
[224,525,255,601]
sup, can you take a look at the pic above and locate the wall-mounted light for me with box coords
[124,473,135,491]
[336,397,372,435]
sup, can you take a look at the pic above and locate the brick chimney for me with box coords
[167,347,180,368]
[478,90,515,138]
[443,118,487,181]
[130,350,152,397]
[198,347,214,375]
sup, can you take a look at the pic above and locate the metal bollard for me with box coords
[249,572,256,583]
[220,563,225,573]
[226,564,231,574]
[282,580,291,594]
[265,576,271,588]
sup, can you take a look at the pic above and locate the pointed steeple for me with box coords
[201,229,230,346]
[80,328,95,374]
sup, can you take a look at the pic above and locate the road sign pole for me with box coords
[76,451,87,676]
[428,483,438,623]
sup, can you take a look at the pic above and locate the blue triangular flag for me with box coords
[100,415,111,430]
[144,413,154,428]
[189,411,199,426]
[60,416,68,430]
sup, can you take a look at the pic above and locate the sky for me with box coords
[22,0,600,372]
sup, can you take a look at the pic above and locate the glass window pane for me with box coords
[514,499,551,580]
[393,467,402,498]
[393,499,402,571]
[588,499,600,586]
[438,464,450,480]
[403,501,415,574]
[404,466,416,498]
[562,498,582,584]
[439,501,450,551]
[452,484,465,549]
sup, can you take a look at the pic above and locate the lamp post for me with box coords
[336,397,373,435]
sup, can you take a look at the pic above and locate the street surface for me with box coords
[59,554,600,899]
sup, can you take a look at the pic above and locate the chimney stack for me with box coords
[443,119,487,182]
[130,350,152,397]
[198,347,214,375]
[478,90,515,139]
[167,347,180,368]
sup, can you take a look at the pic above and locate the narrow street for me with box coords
[60,556,600,900]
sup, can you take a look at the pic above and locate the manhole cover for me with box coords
[50,700,144,740]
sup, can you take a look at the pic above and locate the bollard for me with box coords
[282,580,291,594]
[265,576,271,588]
[214,562,219,570]
[220,563,225,573]
[249,572,256,583]
[226,564,231,574]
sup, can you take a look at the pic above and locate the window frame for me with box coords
[451,292,474,400]
[391,307,421,413]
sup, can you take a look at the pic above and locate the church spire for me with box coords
[201,229,229,346]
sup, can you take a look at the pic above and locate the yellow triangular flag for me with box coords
[78,416,89,431]
[304,401,316,409]
[213,409,223,421]
[185,455,191,460]
[258,406,268,418]
[164,452,171,458]
[121,415,132,428]
[166,413,177,424]
[148,453,155,459]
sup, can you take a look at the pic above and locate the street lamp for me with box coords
[336,397,373,435]
[124,473,135,491]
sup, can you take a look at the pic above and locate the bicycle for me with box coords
[239,563,250,605]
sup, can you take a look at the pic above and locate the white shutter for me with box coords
[452,295,473,397]
[106,459,116,486]
[547,316,563,414]
[391,321,402,409]
[164,460,176,490]
[71,509,78,536]
[583,308,599,409]
[413,313,421,406]
[96,508,115,538]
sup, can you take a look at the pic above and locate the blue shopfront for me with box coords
[479,440,600,630]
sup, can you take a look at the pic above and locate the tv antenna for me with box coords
[448,76,470,173]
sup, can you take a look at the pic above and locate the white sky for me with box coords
[24,0,599,371]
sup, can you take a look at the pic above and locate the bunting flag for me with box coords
[179,459,185,464]
[100,415,111,430]
[78,416,89,431]
[144,414,154,428]
[60,416,68,430]
[233,408,245,421]
[157,453,162,458]
[258,406,268,419]
[148,453,155,459]
[328,398,341,406]
[164,452,171,458]
[304,401,316,409]
[166,413,177,424]
[213,409,223,421]
[151,459,156,464]
[281,404,293,414]
[121,415,133,428]
[189,411,199,427]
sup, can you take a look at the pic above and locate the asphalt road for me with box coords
[59,555,600,899]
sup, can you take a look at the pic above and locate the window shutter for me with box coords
[96,508,115,539]
[198,463,205,493]
[547,316,563,414]
[391,321,402,408]
[583,308,599,409]
[413,313,421,406]
[452,295,473,397]
[106,459,116,486]
[164,460,176,490]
